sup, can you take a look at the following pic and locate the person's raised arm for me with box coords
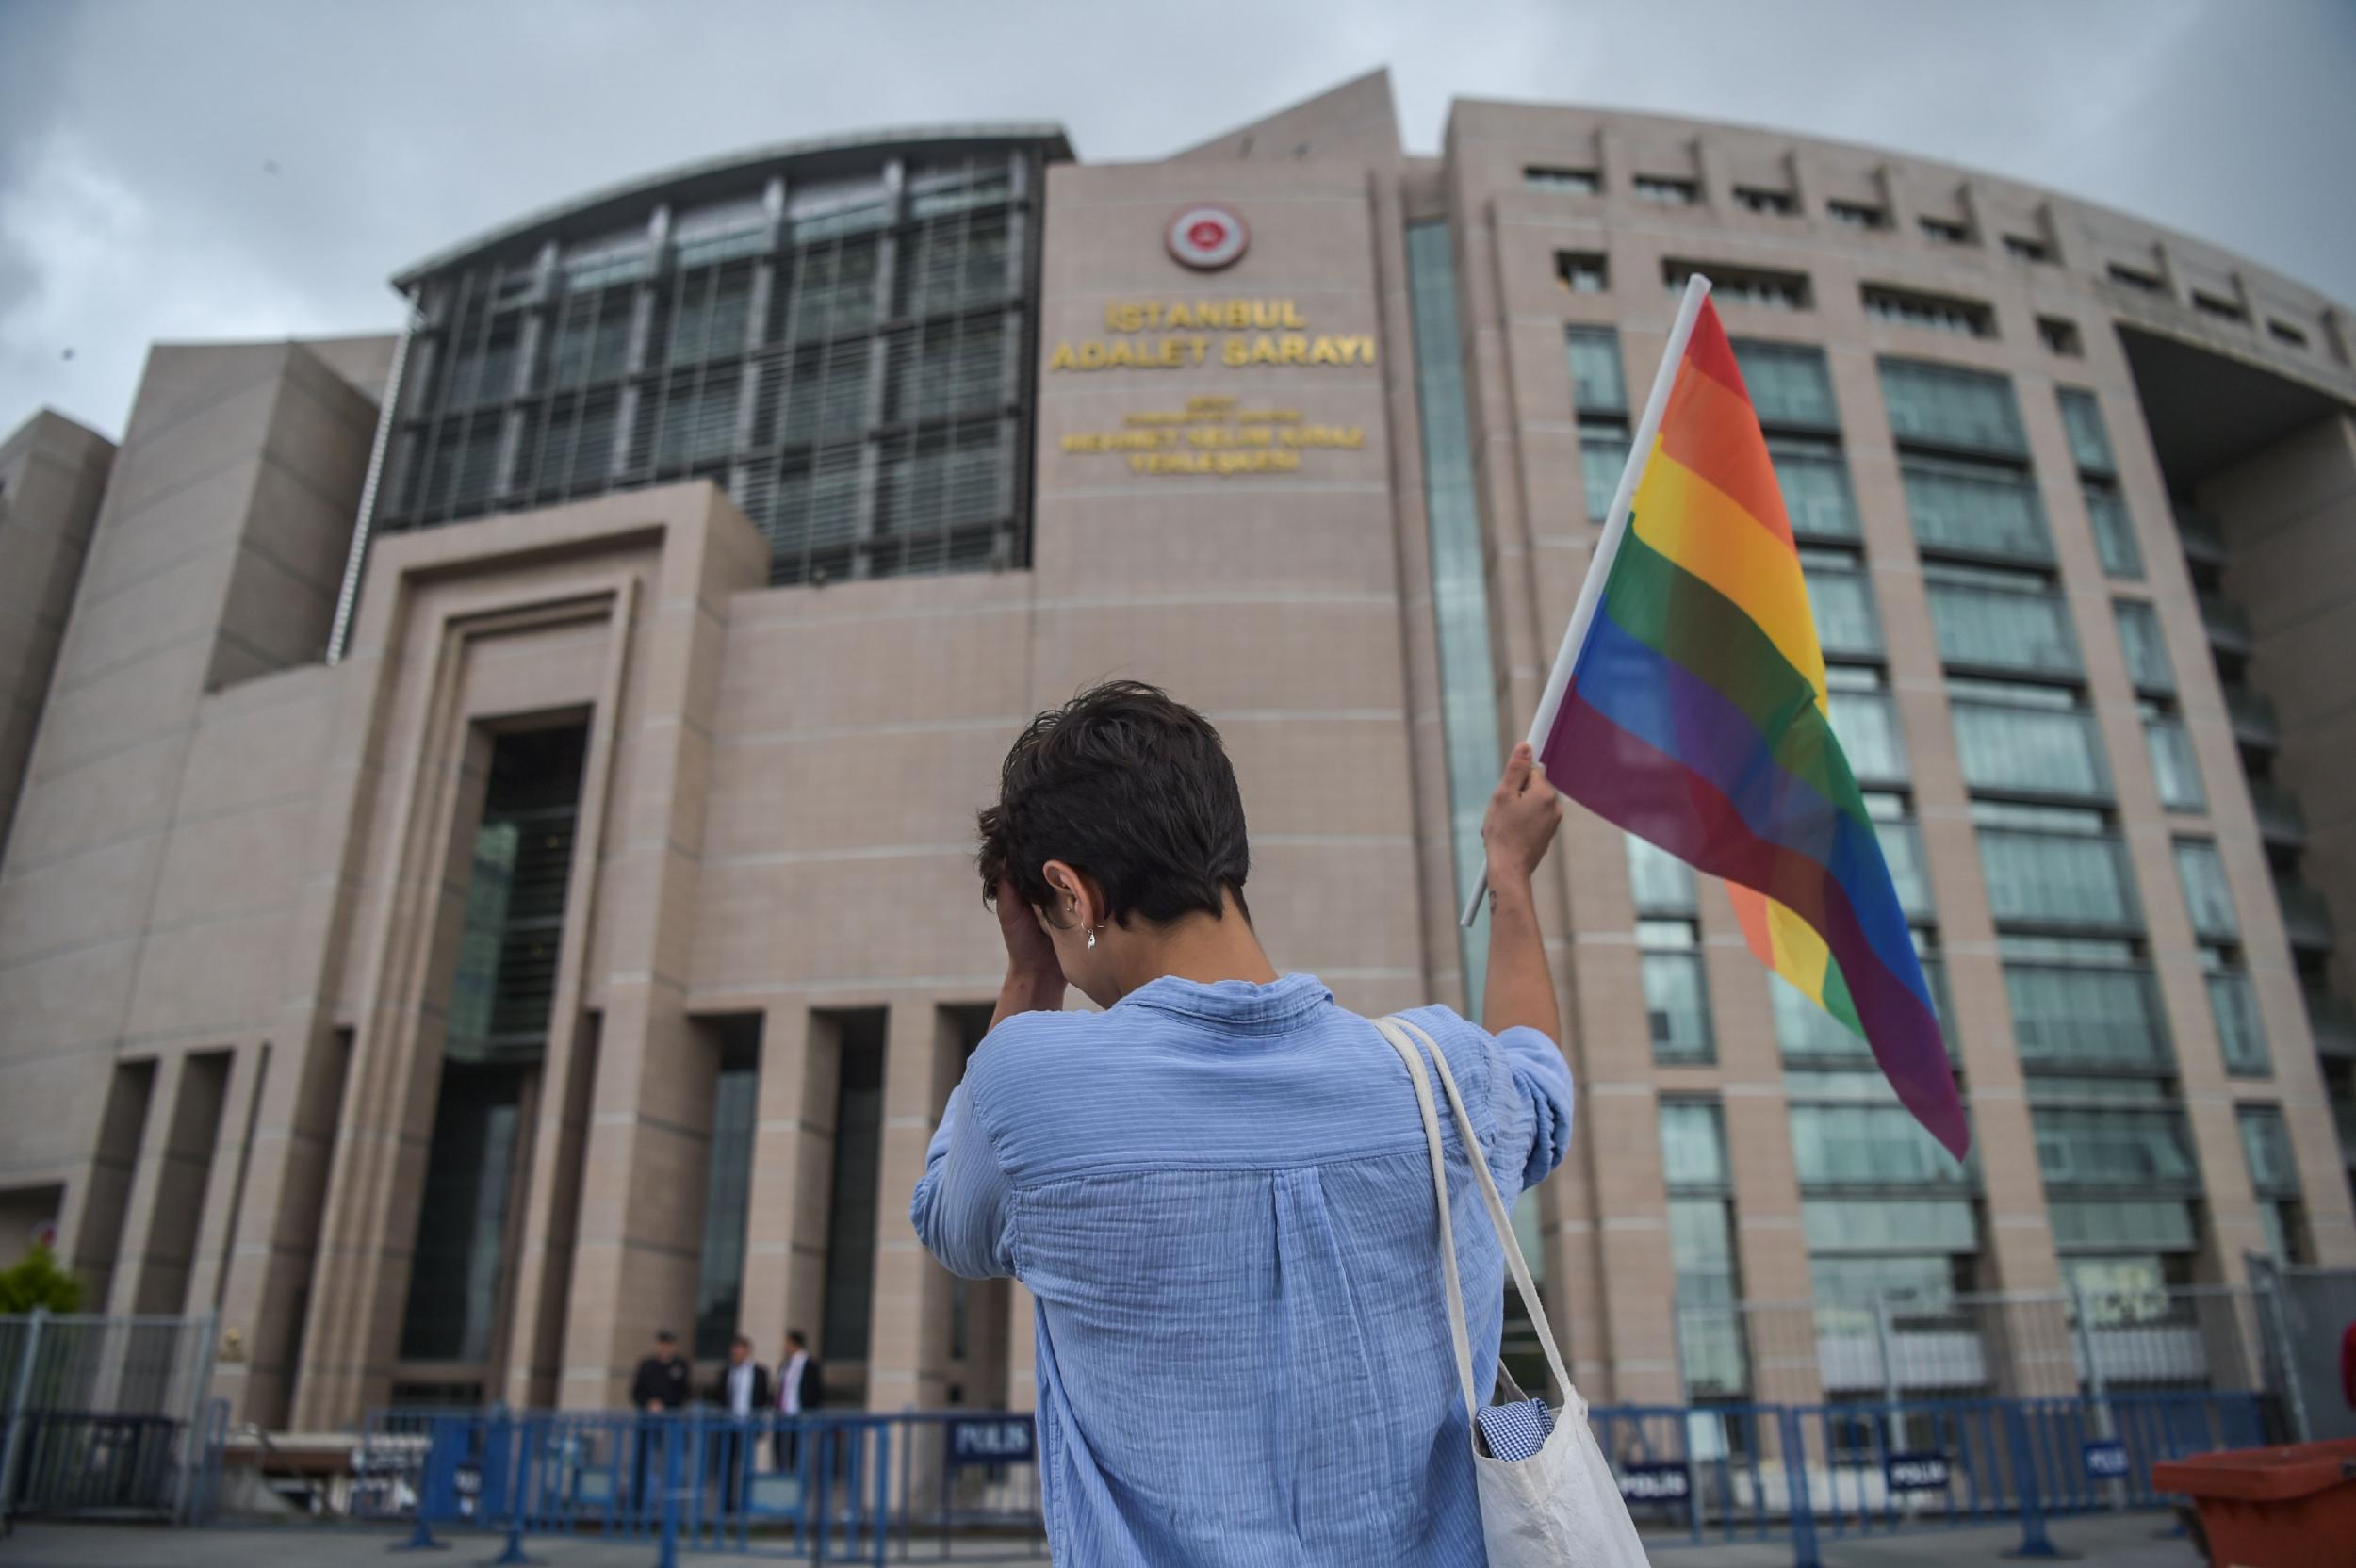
[989,878,1066,1029]
[1481,742,1564,1044]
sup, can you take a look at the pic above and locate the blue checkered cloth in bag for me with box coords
[1475,1396,1555,1462]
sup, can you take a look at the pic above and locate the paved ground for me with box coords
[0,1511,2205,1566]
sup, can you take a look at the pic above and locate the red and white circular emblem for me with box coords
[1166,204,1248,270]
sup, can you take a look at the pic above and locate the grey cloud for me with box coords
[2,0,2349,440]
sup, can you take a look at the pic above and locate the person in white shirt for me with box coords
[705,1334,770,1512]
[773,1328,824,1471]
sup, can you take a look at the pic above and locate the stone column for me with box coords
[865,1001,957,1412]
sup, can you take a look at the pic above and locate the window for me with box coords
[1555,251,1609,293]
[1566,326,1628,416]
[1827,199,1886,230]
[2113,600,2173,693]
[694,1019,762,1360]
[2004,947,2168,1068]
[1900,455,2053,564]
[1919,216,1971,245]
[1976,816,2136,928]
[2107,263,2165,295]
[1635,174,1699,205]
[1568,326,1631,524]
[1805,559,1883,660]
[1664,260,1810,311]
[2237,1104,2304,1264]
[1734,186,1796,215]
[1769,437,1861,540]
[2205,957,2270,1077]
[1731,340,1839,429]
[2037,317,2083,356]
[2085,482,2143,579]
[2055,389,2115,475]
[2173,840,2236,941]
[1872,805,1936,922]
[2267,318,2309,349]
[2006,235,2053,264]
[819,1010,887,1364]
[2034,1102,2198,1191]
[1878,359,2029,458]
[1409,220,1506,1010]
[1641,920,1714,1064]
[1925,566,2082,678]
[1626,833,1697,914]
[2192,290,2247,324]
[2142,702,2204,812]
[1825,672,1908,784]
[1863,285,1996,339]
[1790,1101,1973,1187]
[1661,1102,1748,1396]
[1526,165,1601,194]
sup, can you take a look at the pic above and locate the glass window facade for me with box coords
[1407,221,1504,1012]
[1768,437,1860,540]
[1879,359,2028,458]
[694,1019,762,1360]
[2056,389,2117,475]
[1952,694,2108,799]
[2084,482,2143,579]
[1978,826,2135,928]
[2143,708,2206,811]
[1926,573,2081,678]
[2173,839,2238,940]
[1567,327,1628,416]
[2113,600,2174,693]
[1804,565,1882,660]
[381,141,1055,587]
[2005,961,2169,1068]
[1642,921,1714,1065]
[2240,1104,2304,1263]
[1661,1102,1746,1396]
[1625,832,1698,914]
[2206,967,2271,1077]
[1900,457,2053,564]
[1827,684,1908,784]
[1731,341,1839,429]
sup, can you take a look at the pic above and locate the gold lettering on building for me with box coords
[1058,394,1364,479]
[1049,300,1375,373]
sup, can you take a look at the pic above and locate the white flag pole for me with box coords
[1459,273,1714,928]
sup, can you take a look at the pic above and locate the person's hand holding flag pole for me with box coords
[1463,273,1968,1159]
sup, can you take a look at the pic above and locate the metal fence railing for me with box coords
[0,1310,220,1527]
[361,1386,2262,1568]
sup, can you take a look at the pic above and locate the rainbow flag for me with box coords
[1542,294,1968,1158]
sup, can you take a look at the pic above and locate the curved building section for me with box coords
[377,127,1071,583]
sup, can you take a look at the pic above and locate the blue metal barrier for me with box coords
[361,1389,2258,1567]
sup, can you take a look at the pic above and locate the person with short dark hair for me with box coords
[772,1328,822,1473]
[913,681,1575,1564]
[628,1329,690,1511]
[705,1333,770,1514]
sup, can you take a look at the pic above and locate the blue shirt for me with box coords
[909,972,1575,1566]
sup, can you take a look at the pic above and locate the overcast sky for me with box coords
[3,0,2350,441]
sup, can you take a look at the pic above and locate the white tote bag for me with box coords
[1372,1016,1651,1567]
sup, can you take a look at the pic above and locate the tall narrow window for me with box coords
[2058,389,2142,580]
[1660,1102,1747,1397]
[1408,221,1504,1013]
[820,1010,886,1373]
[1566,326,1630,525]
[694,1017,763,1360]
[1641,919,1714,1065]
[2237,1105,2304,1263]
[402,724,588,1370]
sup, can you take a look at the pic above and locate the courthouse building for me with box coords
[2,70,2353,1433]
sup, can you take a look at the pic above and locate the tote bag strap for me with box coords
[1370,1016,1481,1426]
[1379,1015,1579,1413]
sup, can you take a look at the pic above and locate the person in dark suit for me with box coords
[772,1328,824,1472]
[705,1334,771,1513]
[628,1329,691,1511]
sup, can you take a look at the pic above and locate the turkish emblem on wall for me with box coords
[1166,205,1249,270]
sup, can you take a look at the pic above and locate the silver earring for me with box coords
[1087,927,1097,950]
